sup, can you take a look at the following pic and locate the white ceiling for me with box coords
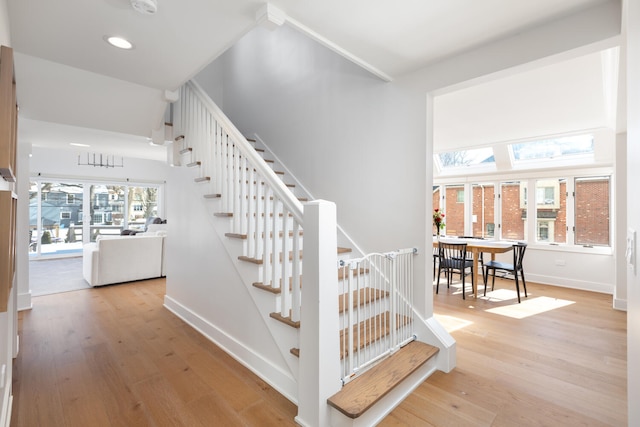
[434,48,620,152]
[6,0,616,160]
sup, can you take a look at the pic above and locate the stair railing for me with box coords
[175,81,304,322]
[338,247,417,384]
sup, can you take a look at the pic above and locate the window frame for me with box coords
[433,167,613,255]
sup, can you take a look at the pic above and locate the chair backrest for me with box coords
[438,242,468,264]
[513,242,527,270]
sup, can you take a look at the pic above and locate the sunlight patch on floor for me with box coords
[434,314,474,333]
[485,296,575,319]
[477,288,520,302]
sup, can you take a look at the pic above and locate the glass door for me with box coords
[29,181,84,257]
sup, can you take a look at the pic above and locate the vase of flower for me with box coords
[433,208,445,240]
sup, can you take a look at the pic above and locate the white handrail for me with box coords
[186,80,304,224]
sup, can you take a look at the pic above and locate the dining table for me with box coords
[434,237,515,298]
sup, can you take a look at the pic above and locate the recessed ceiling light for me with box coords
[105,36,134,50]
[131,0,158,15]
[70,143,90,147]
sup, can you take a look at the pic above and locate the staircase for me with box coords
[169,80,448,426]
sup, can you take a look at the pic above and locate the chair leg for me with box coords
[483,267,488,296]
[514,271,521,303]
[520,269,528,298]
[491,269,496,291]
[436,265,442,294]
[461,269,465,300]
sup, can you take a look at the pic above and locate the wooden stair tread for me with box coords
[226,230,303,240]
[252,275,303,294]
[214,212,233,218]
[186,161,201,167]
[203,193,221,199]
[194,176,210,183]
[175,135,185,142]
[338,267,369,280]
[339,312,412,359]
[179,147,191,154]
[238,255,262,265]
[269,312,300,328]
[338,288,389,313]
[327,341,439,419]
[337,247,352,254]
[225,233,247,240]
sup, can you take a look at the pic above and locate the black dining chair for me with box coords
[436,242,474,299]
[482,242,528,303]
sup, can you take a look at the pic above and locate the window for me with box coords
[510,134,594,162]
[438,147,494,168]
[501,181,526,240]
[432,187,441,211]
[472,183,495,238]
[127,186,159,230]
[535,179,566,244]
[60,212,71,220]
[575,176,610,246]
[538,221,550,241]
[444,185,465,236]
[67,194,75,204]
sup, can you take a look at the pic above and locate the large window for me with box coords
[501,181,526,240]
[444,185,465,236]
[437,147,495,168]
[472,183,495,238]
[510,134,594,163]
[29,181,84,256]
[435,174,611,249]
[535,179,566,244]
[575,176,610,246]
[30,179,163,257]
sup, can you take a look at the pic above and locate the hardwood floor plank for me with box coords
[186,392,245,426]
[11,275,626,426]
[56,361,113,427]
[381,278,628,426]
[82,342,156,427]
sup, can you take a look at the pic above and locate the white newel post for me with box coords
[296,200,341,427]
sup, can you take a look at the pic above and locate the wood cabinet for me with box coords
[0,45,17,312]
[0,46,16,182]
[0,191,16,311]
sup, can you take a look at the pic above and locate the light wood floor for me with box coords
[11,277,626,426]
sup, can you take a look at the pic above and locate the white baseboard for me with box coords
[526,273,613,294]
[0,387,12,427]
[163,295,298,404]
[613,297,627,311]
[17,291,32,312]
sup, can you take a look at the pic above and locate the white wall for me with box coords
[217,23,431,315]
[29,146,169,183]
[626,0,640,424]
[164,165,298,400]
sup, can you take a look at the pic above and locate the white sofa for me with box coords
[82,234,166,287]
